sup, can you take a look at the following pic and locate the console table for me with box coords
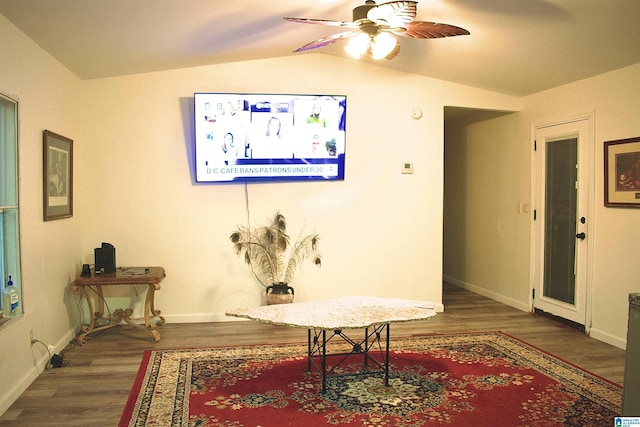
[71,266,166,345]
[226,296,437,392]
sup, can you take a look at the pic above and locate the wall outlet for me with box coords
[29,329,34,344]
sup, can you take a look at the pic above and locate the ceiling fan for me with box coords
[283,0,470,60]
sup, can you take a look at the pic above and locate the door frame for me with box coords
[529,111,595,332]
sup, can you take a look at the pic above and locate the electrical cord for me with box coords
[244,183,267,287]
[30,339,53,370]
[75,290,86,335]
[244,183,251,229]
[74,264,112,335]
[81,285,113,337]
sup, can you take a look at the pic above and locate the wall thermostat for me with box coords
[401,162,414,174]
[411,107,422,120]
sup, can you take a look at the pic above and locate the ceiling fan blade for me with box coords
[396,21,470,39]
[367,1,417,28]
[292,30,361,53]
[283,17,358,29]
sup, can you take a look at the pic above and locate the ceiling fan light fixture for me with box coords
[370,32,398,60]
[286,1,469,60]
[344,32,371,59]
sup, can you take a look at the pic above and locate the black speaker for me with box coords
[94,242,116,274]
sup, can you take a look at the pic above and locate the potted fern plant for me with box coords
[229,211,321,304]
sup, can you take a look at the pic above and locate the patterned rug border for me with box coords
[485,331,623,388]
[120,330,622,427]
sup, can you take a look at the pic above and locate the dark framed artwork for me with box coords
[43,130,73,220]
[604,136,640,208]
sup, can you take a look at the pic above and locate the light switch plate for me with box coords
[401,162,414,174]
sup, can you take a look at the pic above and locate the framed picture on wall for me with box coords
[43,130,73,220]
[604,136,640,208]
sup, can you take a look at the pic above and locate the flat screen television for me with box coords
[194,92,347,183]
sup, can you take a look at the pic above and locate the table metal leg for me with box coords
[322,329,327,393]
[306,323,391,393]
[384,323,390,386]
[364,327,369,367]
[307,329,312,372]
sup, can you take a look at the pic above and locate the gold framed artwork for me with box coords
[43,130,73,220]
[604,136,640,208]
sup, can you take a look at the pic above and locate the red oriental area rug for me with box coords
[119,331,622,427]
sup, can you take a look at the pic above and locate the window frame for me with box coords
[0,92,23,321]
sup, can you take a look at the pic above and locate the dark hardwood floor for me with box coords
[1,283,626,426]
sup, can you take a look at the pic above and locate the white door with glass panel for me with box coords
[532,118,592,326]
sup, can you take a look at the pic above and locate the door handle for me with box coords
[576,232,586,240]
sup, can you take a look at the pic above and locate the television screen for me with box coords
[194,92,346,183]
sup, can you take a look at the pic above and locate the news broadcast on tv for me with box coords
[194,92,346,183]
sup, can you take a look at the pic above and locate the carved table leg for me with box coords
[117,285,163,343]
[148,285,165,326]
[94,284,105,319]
[76,287,124,346]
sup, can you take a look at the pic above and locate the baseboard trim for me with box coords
[163,313,234,323]
[443,275,530,313]
[589,327,626,350]
[443,275,627,350]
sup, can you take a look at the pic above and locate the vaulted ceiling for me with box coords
[1,0,638,96]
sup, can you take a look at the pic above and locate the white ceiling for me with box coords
[1,0,638,97]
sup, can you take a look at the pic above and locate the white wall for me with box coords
[444,110,530,310]
[0,14,83,415]
[79,56,520,322]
